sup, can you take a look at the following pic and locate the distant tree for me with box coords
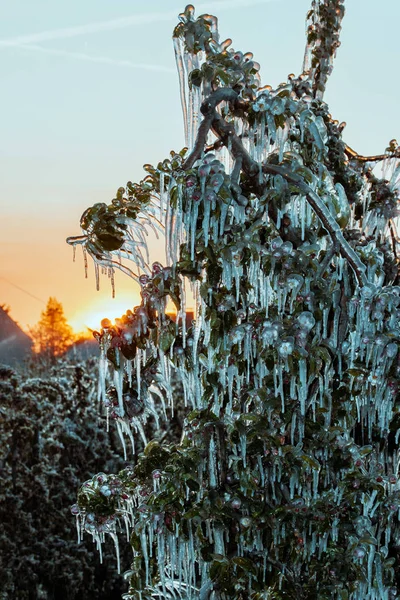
[30,298,74,361]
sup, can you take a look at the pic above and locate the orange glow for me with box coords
[69,293,142,332]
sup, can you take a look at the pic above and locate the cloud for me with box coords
[12,44,175,73]
[0,0,277,47]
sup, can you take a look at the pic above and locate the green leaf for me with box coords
[189,68,202,87]
[121,343,137,360]
[359,536,377,545]
[232,557,257,574]
[300,453,321,470]
[159,331,175,352]
[238,414,259,423]
[384,558,396,568]
[347,369,365,377]
[97,232,124,251]
[359,445,373,456]
[106,348,120,368]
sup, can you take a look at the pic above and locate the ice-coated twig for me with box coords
[96,259,140,282]
[231,156,242,186]
[182,87,247,170]
[302,0,345,101]
[388,219,399,259]
[204,139,225,155]
[345,144,400,164]
[182,112,214,170]
[317,241,340,279]
[66,234,88,245]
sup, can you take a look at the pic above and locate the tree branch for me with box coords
[316,241,339,279]
[260,163,367,286]
[182,112,214,170]
[182,88,368,286]
[211,111,367,286]
[231,156,242,185]
[345,144,400,164]
[182,88,242,170]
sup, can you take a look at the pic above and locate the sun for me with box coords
[70,295,141,333]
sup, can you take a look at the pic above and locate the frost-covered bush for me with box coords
[0,359,131,600]
[68,2,400,598]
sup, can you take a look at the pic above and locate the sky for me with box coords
[0,0,399,333]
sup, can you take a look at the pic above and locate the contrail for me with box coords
[0,277,46,305]
[0,0,278,47]
[12,44,175,73]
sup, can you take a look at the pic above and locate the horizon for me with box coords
[1,0,399,332]
[0,299,194,336]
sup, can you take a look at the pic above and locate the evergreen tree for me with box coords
[30,297,74,361]
[68,2,400,598]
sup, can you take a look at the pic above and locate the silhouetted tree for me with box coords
[30,298,74,362]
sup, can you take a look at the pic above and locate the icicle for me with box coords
[298,359,308,416]
[109,267,115,298]
[165,178,172,265]
[75,515,81,543]
[140,529,149,583]
[209,435,218,488]
[98,348,108,405]
[173,37,189,146]
[136,351,141,402]
[83,246,88,278]
[94,262,100,291]
[367,545,375,588]
[110,531,121,574]
[114,368,125,417]
[213,528,225,555]
[159,171,165,220]
[240,433,247,469]
[203,198,211,247]
[126,360,132,387]
[116,421,127,460]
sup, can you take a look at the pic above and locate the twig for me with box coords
[205,140,225,154]
[231,156,242,186]
[345,144,400,164]
[211,112,258,177]
[388,219,399,259]
[66,234,88,245]
[265,556,302,594]
[338,285,349,347]
[316,242,339,279]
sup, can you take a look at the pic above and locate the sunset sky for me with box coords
[0,0,399,333]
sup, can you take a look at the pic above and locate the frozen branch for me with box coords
[182,87,367,287]
[345,144,400,165]
[182,88,243,170]
[261,163,368,287]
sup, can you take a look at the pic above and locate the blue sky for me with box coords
[0,0,399,330]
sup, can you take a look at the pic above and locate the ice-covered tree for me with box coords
[68,2,400,598]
